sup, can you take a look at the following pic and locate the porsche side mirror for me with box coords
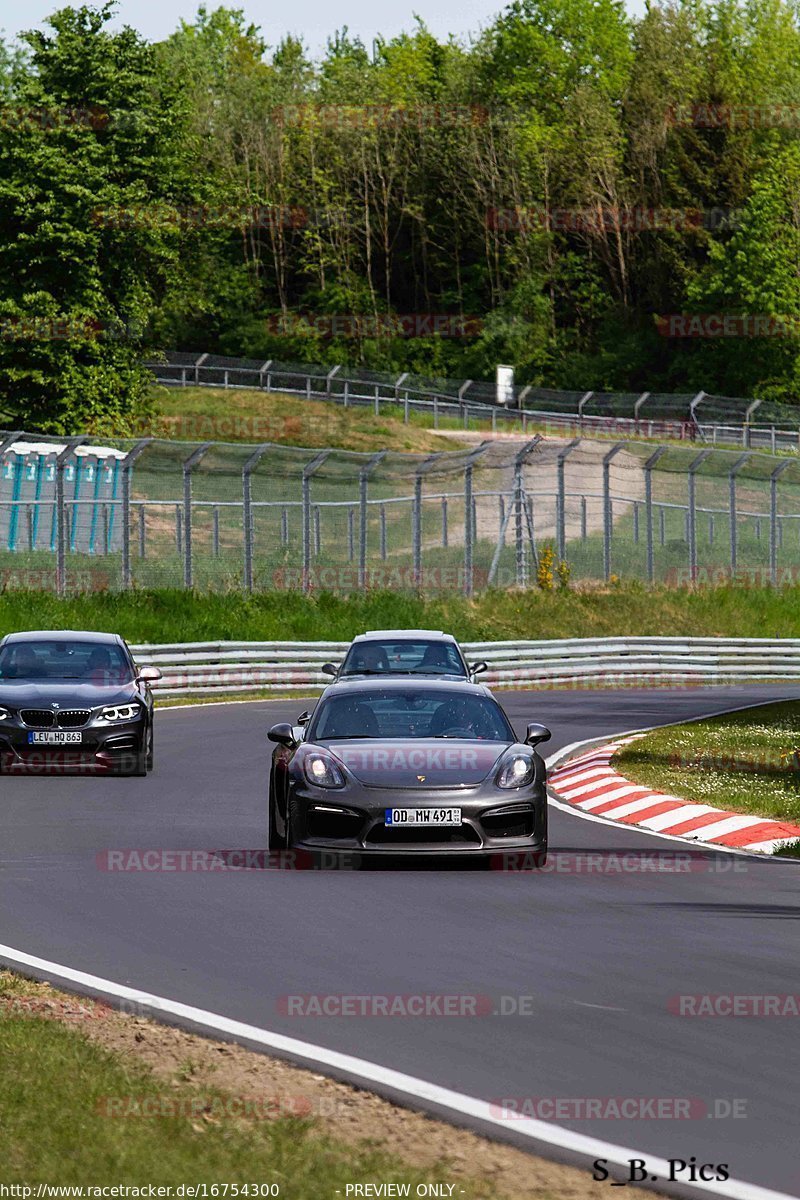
[268,722,297,747]
[321,662,339,678]
[525,722,551,747]
[137,665,162,684]
[470,661,488,677]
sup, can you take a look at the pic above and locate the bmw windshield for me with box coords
[0,640,133,683]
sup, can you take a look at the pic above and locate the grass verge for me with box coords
[145,385,473,452]
[4,582,800,643]
[613,701,800,844]
[0,970,608,1198]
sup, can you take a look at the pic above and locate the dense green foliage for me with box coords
[5,0,800,428]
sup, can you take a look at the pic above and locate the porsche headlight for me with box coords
[99,703,143,723]
[303,752,345,789]
[496,752,535,789]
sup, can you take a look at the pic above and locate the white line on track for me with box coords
[0,941,796,1200]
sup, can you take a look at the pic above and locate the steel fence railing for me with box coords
[4,431,800,594]
[130,636,800,694]
[147,352,800,451]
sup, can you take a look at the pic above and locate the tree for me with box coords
[0,4,190,432]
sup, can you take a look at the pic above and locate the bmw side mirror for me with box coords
[137,666,162,684]
[525,722,551,747]
[297,710,311,725]
[321,662,339,678]
[470,661,488,678]
[268,722,297,747]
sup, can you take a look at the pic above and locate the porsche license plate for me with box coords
[385,808,462,826]
[28,732,83,745]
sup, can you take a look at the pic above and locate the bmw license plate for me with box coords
[385,808,462,826]
[28,732,82,745]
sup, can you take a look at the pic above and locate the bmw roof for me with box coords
[0,630,124,645]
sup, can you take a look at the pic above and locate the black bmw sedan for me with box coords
[268,678,550,862]
[0,631,160,776]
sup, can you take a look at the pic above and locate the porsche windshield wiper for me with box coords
[321,733,378,739]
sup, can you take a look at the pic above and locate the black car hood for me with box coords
[0,680,137,708]
[318,738,509,788]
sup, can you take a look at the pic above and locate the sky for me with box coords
[0,0,646,58]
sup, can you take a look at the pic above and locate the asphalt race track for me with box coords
[2,686,800,1196]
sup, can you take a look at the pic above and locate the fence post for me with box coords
[577,391,593,434]
[241,445,272,592]
[770,461,792,585]
[463,443,491,596]
[121,439,152,589]
[359,452,386,591]
[55,437,86,596]
[380,505,387,559]
[744,399,761,449]
[182,443,212,590]
[259,360,272,391]
[513,438,541,588]
[138,505,146,559]
[602,443,626,582]
[644,451,669,582]
[441,496,448,547]
[302,451,330,593]
[326,365,341,396]
[634,391,650,436]
[728,452,752,577]
[688,450,712,583]
[412,453,443,588]
[556,439,580,561]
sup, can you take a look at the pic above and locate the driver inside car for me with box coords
[350,644,390,673]
[429,696,487,737]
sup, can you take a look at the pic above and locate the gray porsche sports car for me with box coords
[0,631,161,775]
[268,677,550,861]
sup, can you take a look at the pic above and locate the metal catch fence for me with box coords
[3,430,800,594]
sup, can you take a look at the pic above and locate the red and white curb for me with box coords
[549,738,800,853]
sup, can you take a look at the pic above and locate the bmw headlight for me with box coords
[0,707,11,721]
[496,752,535,789]
[99,703,143,723]
[303,751,345,789]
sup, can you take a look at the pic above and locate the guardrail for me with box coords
[132,637,800,695]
